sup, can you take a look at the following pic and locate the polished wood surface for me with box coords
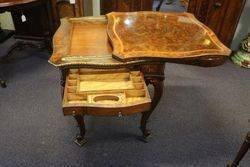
[100,0,153,15]
[107,12,231,61]
[63,69,151,116]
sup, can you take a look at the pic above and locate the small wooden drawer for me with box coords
[62,69,151,116]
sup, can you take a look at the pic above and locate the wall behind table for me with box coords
[92,0,100,16]
[0,12,15,30]
[231,0,250,51]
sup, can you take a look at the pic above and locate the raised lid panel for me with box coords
[63,69,151,116]
[106,11,231,61]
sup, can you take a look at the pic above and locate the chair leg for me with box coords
[156,0,164,11]
[227,132,250,167]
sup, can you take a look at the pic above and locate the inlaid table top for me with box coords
[49,12,231,68]
[107,12,231,61]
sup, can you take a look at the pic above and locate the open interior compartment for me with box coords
[63,69,151,113]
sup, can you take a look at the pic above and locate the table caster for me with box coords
[139,127,152,143]
[74,134,87,147]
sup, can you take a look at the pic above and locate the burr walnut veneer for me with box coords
[106,12,230,61]
[49,12,231,146]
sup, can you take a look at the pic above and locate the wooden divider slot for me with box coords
[63,69,151,115]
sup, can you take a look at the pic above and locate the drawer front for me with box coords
[62,69,151,116]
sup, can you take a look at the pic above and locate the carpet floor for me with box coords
[0,37,249,167]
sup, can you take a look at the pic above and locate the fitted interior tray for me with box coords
[63,69,151,116]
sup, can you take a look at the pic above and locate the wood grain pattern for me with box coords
[106,11,231,61]
[62,69,151,116]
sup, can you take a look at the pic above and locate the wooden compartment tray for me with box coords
[63,69,151,116]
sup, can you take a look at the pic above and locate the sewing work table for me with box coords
[49,12,231,146]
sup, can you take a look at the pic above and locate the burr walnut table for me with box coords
[49,12,231,146]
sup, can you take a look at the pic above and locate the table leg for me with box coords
[140,64,165,140]
[140,78,164,139]
[2,41,45,61]
[60,69,67,98]
[74,114,87,147]
[227,132,250,167]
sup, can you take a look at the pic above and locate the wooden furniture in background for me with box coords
[0,0,55,46]
[227,132,250,167]
[0,0,56,86]
[100,0,153,15]
[50,0,84,29]
[49,13,230,146]
[188,0,246,65]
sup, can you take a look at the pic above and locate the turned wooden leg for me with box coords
[74,114,87,147]
[227,132,250,167]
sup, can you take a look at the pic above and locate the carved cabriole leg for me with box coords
[140,63,165,139]
[227,132,250,167]
[73,114,87,147]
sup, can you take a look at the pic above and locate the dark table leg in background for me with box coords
[60,69,68,97]
[0,28,14,88]
[2,40,46,61]
[74,114,87,147]
[227,132,250,167]
[0,79,7,88]
[140,64,165,140]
